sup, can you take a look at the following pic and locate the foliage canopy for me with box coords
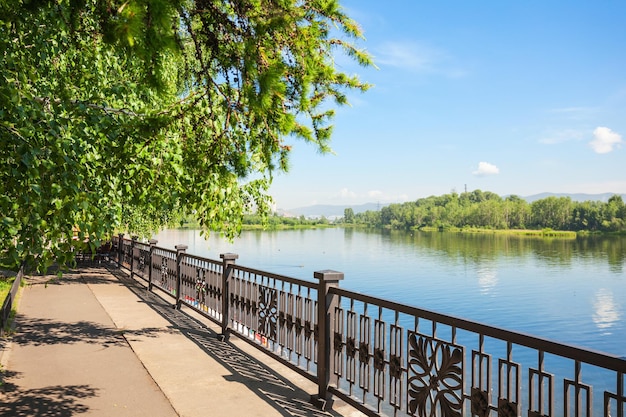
[350,191,626,233]
[0,0,372,271]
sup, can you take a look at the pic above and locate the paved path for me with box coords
[1,266,364,417]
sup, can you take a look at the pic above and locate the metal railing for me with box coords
[111,235,625,417]
[1,264,24,336]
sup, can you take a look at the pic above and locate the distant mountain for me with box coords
[278,202,384,218]
[521,192,626,203]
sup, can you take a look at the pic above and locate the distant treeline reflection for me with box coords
[355,228,625,273]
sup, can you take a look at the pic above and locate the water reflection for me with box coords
[378,230,626,273]
[592,288,622,332]
[476,265,498,294]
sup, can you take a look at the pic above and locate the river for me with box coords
[153,227,626,358]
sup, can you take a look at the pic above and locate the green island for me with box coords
[172,190,625,238]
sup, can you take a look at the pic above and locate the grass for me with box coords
[0,275,15,305]
[417,226,578,239]
[1,272,22,336]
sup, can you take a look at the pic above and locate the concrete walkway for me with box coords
[0,266,364,417]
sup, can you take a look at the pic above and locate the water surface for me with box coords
[154,228,626,357]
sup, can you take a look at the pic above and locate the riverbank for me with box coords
[173,222,620,239]
[418,226,578,238]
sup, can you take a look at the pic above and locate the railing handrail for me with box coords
[231,263,318,289]
[331,286,626,372]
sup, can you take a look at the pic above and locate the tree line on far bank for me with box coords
[343,190,626,233]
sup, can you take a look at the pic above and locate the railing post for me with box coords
[219,253,239,341]
[311,269,344,410]
[130,236,137,278]
[174,244,188,309]
[148,239,158,291]
[117,233,124,268]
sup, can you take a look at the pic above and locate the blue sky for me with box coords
[269,0,626,210]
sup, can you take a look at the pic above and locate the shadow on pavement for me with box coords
[0,368,97,417]
[107,266,343,417]
[9,317,169,348]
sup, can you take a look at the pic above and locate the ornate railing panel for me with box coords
[228,264,319,378]
[110,236,120,264]
[178,253,224,321]
[327,287,626,417]
[151,246,177,296]
[121,238,132,270]
[131,240,151,282]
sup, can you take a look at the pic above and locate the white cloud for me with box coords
[375,41,436,70]
[374,41,466,77]
[548,106,595,114]
[472,162,500,176]
[338,188,358,199]
[590,127,623,154]
[546,107,598,121]
[539,129,585,145]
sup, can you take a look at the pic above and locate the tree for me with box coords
[343,208,355,223]
[602,195,625,231]
[530,197,573,230]
[0,0,372,272]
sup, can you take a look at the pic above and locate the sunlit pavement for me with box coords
[0,266,364,417]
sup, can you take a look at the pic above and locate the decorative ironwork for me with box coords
[498,398,518,417]
[195,268,207,305]
[407,332,464,417]
[373,348,385,372]
[346,337,356,358]
[498,355,521,417]
[334,332,344,352]
[294,317,302,334]
[258,286,278,340]
[344,309,357,386]
[138,250,146,272]
[471,388,490,417]
[604,388,626,417]
[529,364,554,417]
[564,375,592,417]
[160,257,168,286]
[389,354,402,380]
[358,314,371,394]
[123,244,131,266]
[373,318,386,402]
[471,346,492,417]
[359,342,370,364]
